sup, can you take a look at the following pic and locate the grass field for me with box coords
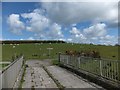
[1,43,119,61]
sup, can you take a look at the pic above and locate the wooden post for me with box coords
[58,52,61,63]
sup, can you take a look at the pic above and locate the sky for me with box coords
[1,0,119,45]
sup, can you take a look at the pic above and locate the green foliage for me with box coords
[52,59,59,65]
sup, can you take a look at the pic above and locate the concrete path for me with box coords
[22,60,57,88]
[47,66,103,89]
[22,60,104,89]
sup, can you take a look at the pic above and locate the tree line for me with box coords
[1,40,66,44]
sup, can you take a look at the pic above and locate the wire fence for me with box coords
[59,54,120,84]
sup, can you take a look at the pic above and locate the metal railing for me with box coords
[59,54,120,84]
[0,55,24,89]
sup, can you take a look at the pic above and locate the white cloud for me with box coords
[68,23,118,45]
[28,37,34,40]
[100,35,115,40]
[83,23,107,38]
[6,2,118,45]
[41,2,118,27]
[7,14,25,34]
[58,38,66,41]
[40,0,119,2]
[70,23,107,43]
[47,23,63,39]
[34,23,63,40]
[21,9,49,32]
[21,9,63,40]
[70,27,81,35]
[20,38,24,40]
[99,35,118,45]
[69,27,87,43]
[67,38,73,42]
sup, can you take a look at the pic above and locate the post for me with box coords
[58,52,61,63]
[67,55,68,65]
[47,48,53,59]
[117,44,120,87]
[118,60,120,82]
[78,57,80,69]
[48,49,50,57]
[100,59,103,76]
[118,2,120,84]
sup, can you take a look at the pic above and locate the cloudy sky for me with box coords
[2,0,119,45]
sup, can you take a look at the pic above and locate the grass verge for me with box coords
[19,64,27,89]
[52,59,60,65]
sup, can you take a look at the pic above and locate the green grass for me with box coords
[52,59,60,65]
[78,58,100,74]
[19,64,26,89]
[0,64,9,70]
[2,43,119,61]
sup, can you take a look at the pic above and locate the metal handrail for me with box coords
[59,54,120,83]
[1,55,24,74]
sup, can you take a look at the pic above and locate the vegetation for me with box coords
[52,59,60,65]
[2,43,119,61]
[19,64,27,89]
[0,64,9,70]
[1,40,66,44]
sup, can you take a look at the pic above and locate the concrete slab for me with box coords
[47,65,103,89]
[22,60,104,89]
[22,60,57,88]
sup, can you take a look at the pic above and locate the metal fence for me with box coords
[0,56,24,89]
[59,54,120,84]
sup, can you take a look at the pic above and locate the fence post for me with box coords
[117,4,120,87]
[78,57,80,69]
[118,60,120,81]
[67,55,68,65]
[118,59,120,88]
[100,59,103,77]
[58,52,61,63]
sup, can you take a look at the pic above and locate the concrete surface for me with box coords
[22,60,57,88]
[22,60,104,89]
[47,65,103,89]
